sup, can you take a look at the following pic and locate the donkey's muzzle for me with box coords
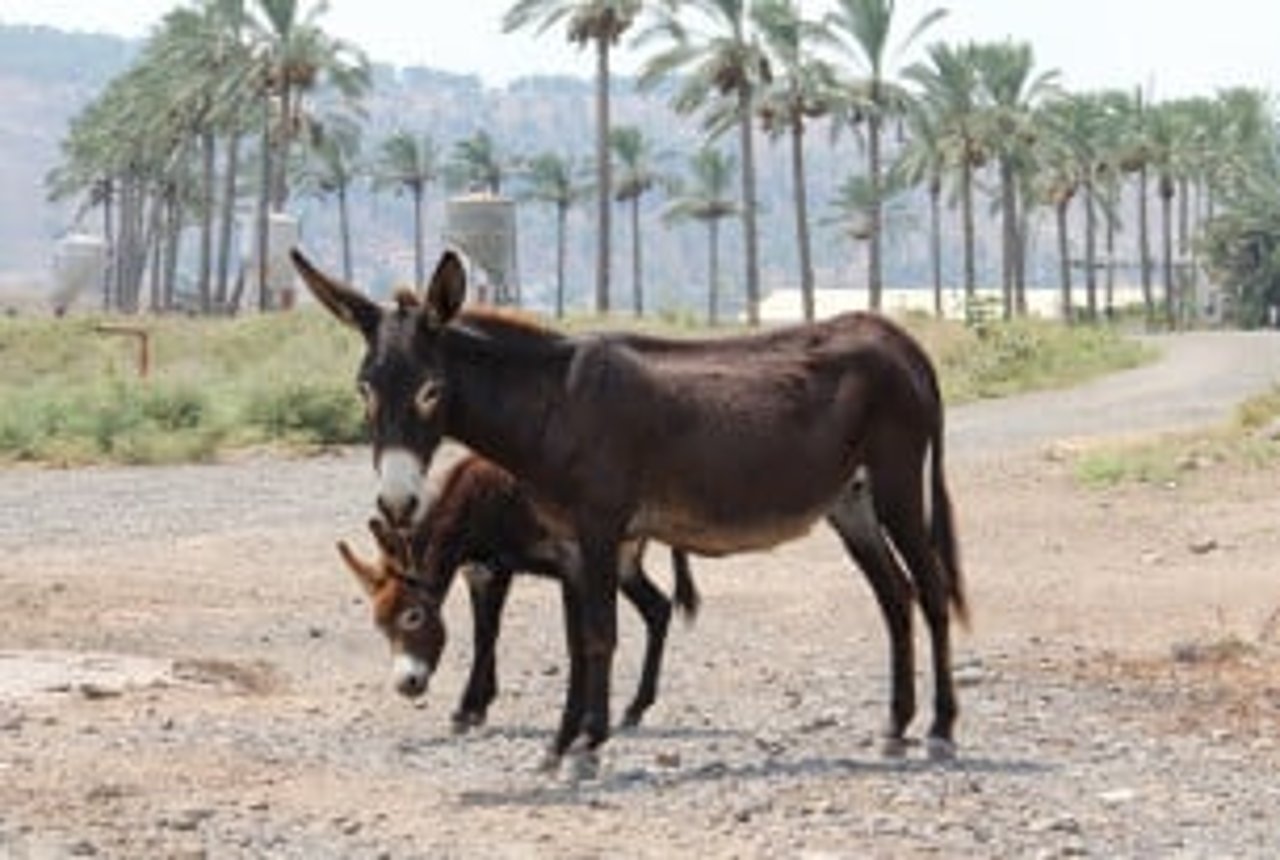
[377,493,419,528]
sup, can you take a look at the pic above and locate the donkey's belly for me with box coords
[628,503,825,557]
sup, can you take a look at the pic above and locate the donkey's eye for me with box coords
[397,606,426,632]
[415,380,442,418]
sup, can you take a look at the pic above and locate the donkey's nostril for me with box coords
[377,494,418,527]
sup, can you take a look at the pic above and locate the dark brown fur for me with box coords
[338,454,698,731]
[297,248,966,765]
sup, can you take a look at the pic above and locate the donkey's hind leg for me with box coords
[874,467,959,760]
[826,467,917,757]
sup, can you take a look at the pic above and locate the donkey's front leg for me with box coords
[572,532,621,771]
[542,578,586,772]
[453,565,513,734]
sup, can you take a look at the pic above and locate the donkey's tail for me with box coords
[929,417,969,629]
[670,548,701,621]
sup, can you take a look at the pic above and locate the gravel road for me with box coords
[1,330,1279,859]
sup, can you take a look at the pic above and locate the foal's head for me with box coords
[336,518,447,699]
[292,249,467,527]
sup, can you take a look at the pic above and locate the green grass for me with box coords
[0,308,1154,467]
[1074,386,1280,487]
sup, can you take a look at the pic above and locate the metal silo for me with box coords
[443,192,519,305]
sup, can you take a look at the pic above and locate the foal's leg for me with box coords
[453,565,514,733]
[826,471,918,756]
[875,470,959,759]
[617,557,674,729]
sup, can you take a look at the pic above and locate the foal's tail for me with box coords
[670,548,701,621]
[929,416,969,629]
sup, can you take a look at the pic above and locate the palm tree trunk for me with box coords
[556,203,567,319]
[1105,183,1117,317]
[256,94,272,312]
[215,129,242,313]
[1056,199,1072,323]
[960,153,976,302]
[1138,165,1154,327]
[594,37,612,315]
[102,180,116,311]
[708,218,721,327]
[739,88,760,325]
[164,188,183,311]
[1161,179,1175,329]
[1084,177,1098,322]
[929,179,942,318]
[1000,156,1017,320]
[338,183,353,284]
[867,110,883,311]
[412,187,425,288]
[198,130,216,314]
[1015,204,1030,316]
[630,196,643,317]
[790,121,815,322]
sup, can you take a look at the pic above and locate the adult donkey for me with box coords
[292,249,967,768]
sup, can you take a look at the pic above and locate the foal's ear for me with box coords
[291,248,380,339]
[336,539,384,596]
[424,251,466,325]
[368,517,411,570]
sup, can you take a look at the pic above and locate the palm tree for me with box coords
[249,0,369,309]
[504,0,642,316]
[373,130,440,288]
[518,152,591,318]
[825,169,915,307]
[823,0,946,310]
[296,114,362,283]
[1145,100,1185,329]
[664,147,739,325]
[447,130,508,194]
[971,39,1058,318]
[637,0,769,325]
[753,0,836,322]
[905,41,982,303]
[891,103,946,316]
[610,125,668,317]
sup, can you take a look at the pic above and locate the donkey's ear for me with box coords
[291,248,380,338]
[336,539,384,596]
[424,251,466,324]
[368,517,410,570]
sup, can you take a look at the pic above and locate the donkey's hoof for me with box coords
[880,735,910,759]
[565,747,602,783]
[926,736,957,762]
[618,709,644,731]
[450,710,485,735]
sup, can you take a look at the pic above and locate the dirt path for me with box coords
[1,332,1279,858]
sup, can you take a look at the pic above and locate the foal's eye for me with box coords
[397,606,426,632]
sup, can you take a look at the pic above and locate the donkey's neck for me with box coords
[441,323,571,484]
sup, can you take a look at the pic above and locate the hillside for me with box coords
[0,23,1002,316]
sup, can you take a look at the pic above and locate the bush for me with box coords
[244,381,364,444]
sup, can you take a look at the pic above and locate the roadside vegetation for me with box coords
[1074,386,1280,487]
[0,310,1150,466]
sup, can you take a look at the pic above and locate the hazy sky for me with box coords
[1,0,1277,98]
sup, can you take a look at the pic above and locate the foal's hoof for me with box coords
[926,736,957,762]
[534,749,562,775]
[618,708,644,731]
[450,710,486,735]
[880,735,910,759]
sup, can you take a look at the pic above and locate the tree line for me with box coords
[48,0,1280,327]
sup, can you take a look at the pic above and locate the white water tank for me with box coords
[443,193,518,305]
[51,234,107,313]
